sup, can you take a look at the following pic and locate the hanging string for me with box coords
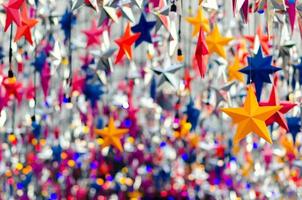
[177,0,184,63]
[8,24,15,132]
[33,3,39,120]
[187,0,192,67]
[8,25,13,71]
[68,0,73,100]
[248,9,252,85]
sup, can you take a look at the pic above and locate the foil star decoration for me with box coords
[14,3,38,45]
[131,13,156,47]
[95,116,129,152]
[151,0,170,32]
[50,41,65,67]
[111,0,135,23]
[131,0,144,8]
[205,25,233,59]
[91,48,116,73]
[211,81,236,108]
[114,23,140,64]
[239,47,281,100]
[151,58,183,89]
[221,85,281,144]
[3,0,24,32]
[98,0,119,25]
[186,7,210,36]
[72,0,99,12]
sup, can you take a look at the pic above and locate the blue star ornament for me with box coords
[32,121,41,139]
[184,98,200,130]
[239,47,281,100]
[287,117,301,143]
[83,81,104,107]
[60,10,76,40]
[32,51,47,72]
[131,13,156,47]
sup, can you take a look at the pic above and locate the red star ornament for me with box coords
[114,23,141,64]
[2,75,23,104]
[14,3,38,45]
[195,27,208,77]
[259,82,296,131]
[245,26,272,55]
[3,0,24,32]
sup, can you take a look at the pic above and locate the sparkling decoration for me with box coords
[0,0,301,199]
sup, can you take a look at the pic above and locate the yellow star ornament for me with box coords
[186,7,210,36]
[228,56,244,82]
[221,86,281,144]
[95,117,128,152]
[174,118,192,139]
[205,25,233,59]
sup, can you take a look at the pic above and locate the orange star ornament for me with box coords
[227,56,244,82]
[95,117,128,152]
[221,85,281,144]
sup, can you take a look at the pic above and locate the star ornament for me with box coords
[14,3,38,45]
[221,85,281,144]
[114,23,140,64]
[152,58,183,89]
[50,41,65,66]
[184,98,200,130]
[3,0,24,32]
[195,27,209,77]
[152,2,170,32]
[131,13,156,47]
[98,0,119,25]
[60,10,76,40]
[82,19,104,47]
[205,25,233,59]
[245,26,272,55]
[228,56,244,82]
[240,47,281,100]
[186,7,210,36]
[259,84,296,131]
[174,118,192,139]
[72,0,99,12]
[2,75,23,104]
[286,117,301,143]
[95,117,128,152]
